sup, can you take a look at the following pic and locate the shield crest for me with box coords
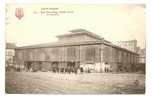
[15,7,24,20]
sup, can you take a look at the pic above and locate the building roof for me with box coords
[15,40,103,49]
[56,29,103,40]
[16,40,137,54]
[15,29,138,54]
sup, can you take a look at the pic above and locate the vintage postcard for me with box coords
[5,4,145,94]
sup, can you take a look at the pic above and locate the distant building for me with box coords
[117,40,137,52]
[137,48,146,64]
[117,40,146,64]
[6,43,17,69]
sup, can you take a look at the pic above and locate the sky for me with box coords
[6,4,145,48]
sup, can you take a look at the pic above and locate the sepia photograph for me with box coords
[5,4,145,94]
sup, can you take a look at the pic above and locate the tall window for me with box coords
[52,48,59,55]
[51,48,59,61]
[67,47,76,58]
[118,51,122,63]
[85,47,95,63]
[18,51,23,60]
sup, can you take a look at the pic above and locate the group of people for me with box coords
[102,62,112,72]
[11,62,112,73]
[80,62,112,73]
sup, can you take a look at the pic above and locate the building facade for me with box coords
[14,29,139,72]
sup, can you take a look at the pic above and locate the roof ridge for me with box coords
[57,29,102,40]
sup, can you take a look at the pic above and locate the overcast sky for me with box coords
[6,4,145,48]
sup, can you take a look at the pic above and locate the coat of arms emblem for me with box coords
[15,7,24,20]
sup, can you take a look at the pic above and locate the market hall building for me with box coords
[14,29,139,72]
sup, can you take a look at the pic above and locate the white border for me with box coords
[1,0,153,100]
[146,0,153,96]
[5,0,145,4]
[0,0,5,95]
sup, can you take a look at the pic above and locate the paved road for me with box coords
[6,72,145,94]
